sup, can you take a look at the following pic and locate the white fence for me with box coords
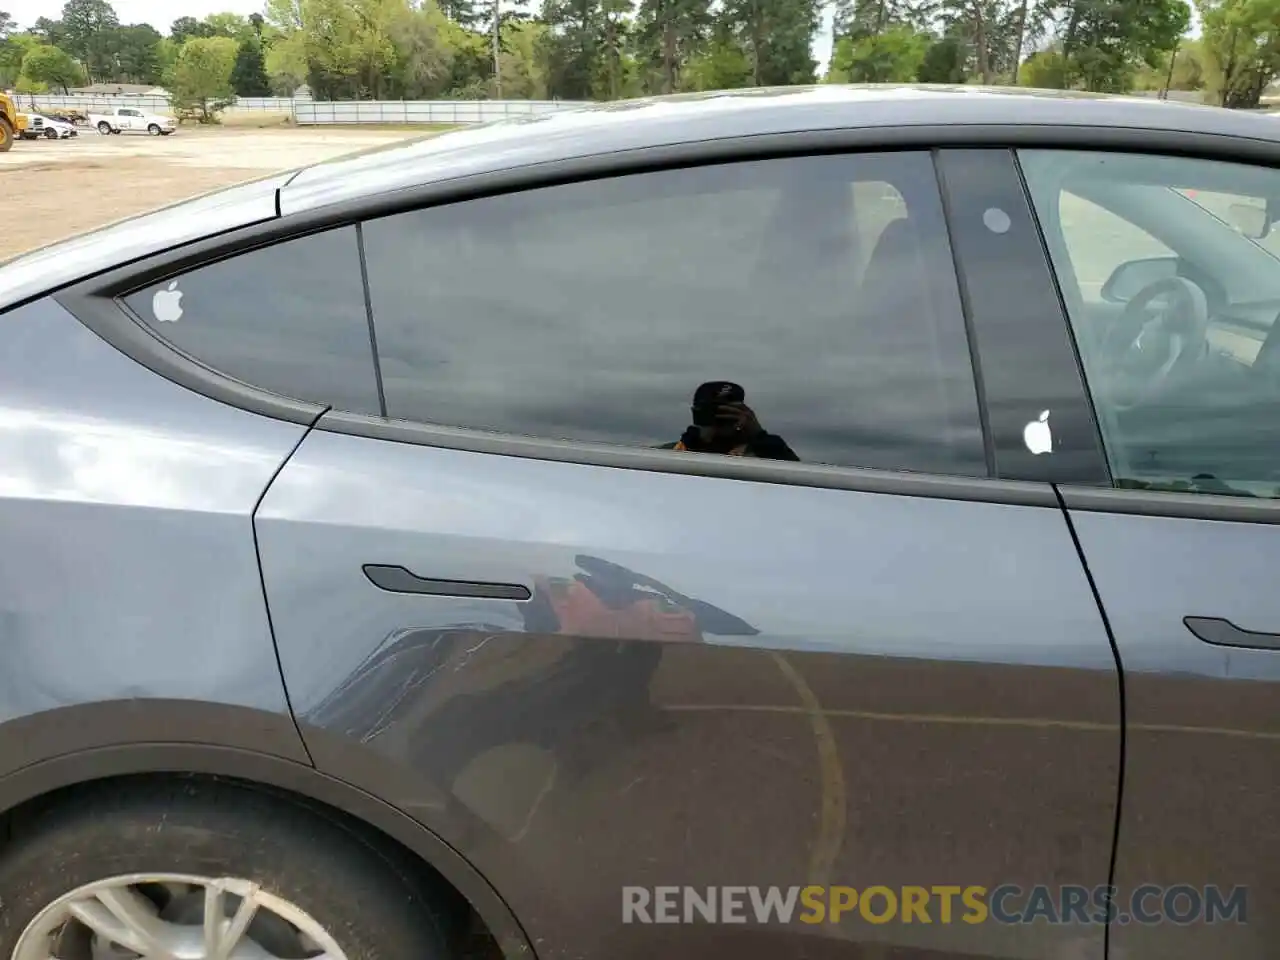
[14,94,587,125]
[12,93,304,115]
[294,99,587,124]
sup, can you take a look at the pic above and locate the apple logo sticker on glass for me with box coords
[983,208,1012,234]
[152,281,184,324]
[1023,410,1052,455]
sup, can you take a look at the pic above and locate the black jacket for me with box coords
[662,426,800,461]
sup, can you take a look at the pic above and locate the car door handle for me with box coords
[362,564,531,601]
[1184,616,1280,651]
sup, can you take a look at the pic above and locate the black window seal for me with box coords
[317,409,1057,507]
[51,123,1280,492]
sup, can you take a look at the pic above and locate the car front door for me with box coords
[1021,146,1280,960]
[254,148,1121,960]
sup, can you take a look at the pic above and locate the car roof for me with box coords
[278,84,1280,214]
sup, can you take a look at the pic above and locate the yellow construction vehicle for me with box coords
[0,93,28,151]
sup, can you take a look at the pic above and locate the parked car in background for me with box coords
[87,105,176,136]
[1,86,1280,960]
[22,113,77,140]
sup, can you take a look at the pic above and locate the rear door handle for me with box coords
[362,564,531,601]
[1184,616,1280,651]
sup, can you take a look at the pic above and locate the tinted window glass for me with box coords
[363,154,986,476]
[125,227,382,415]
[1021,149,1280,498]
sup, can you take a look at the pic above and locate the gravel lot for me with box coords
[0,126,420,261]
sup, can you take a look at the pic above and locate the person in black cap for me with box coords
[662,381,799,461]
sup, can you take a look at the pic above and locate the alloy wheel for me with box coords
[12,873,349,960]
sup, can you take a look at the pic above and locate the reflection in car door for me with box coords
[257,150,1121,960]
[1021,146,1280,960]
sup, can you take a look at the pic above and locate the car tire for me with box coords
[148,123,161,136]
[44,128,58,140]
[0,779,455,960]
[96,121,111,135]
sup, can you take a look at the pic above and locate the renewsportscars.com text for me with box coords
[622,884,1248,926]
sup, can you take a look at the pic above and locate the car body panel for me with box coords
[1064,501,1280,960]
[0,297,309,774]
[278,86,1280,216]
[258,426,1121,960]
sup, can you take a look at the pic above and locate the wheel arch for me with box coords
[0,742,535,959]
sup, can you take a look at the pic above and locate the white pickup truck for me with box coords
[87,106,177,136]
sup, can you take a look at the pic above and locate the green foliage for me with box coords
[60,0,119,82]
[20,42,83,92]
[231,37,272,96]
[0,27,38,88]
[680,32,753,89]
[1019,47,1069,86]
[917,35,969,82]
[0,0,1241,107]
[113,23,163,83]
[167,35,237,122]
[635,0,711,93]
[828,23,928,81]
[720,0,820,85]
[1198,0,1280,107]
[1057,0,1191,92]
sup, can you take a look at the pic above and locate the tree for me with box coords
[538,0,604,98]
[439,0,483,28]
[720,0,821,86]
[1199,0,1280,107]
[680,29,753,88]
[231,37,272,95]
[635,0,711,93]
[1054,0,1191,92]
[204,13,254,41]
[113,23,162,83]
[387,0,457,97]
[170,16,209,43]
[496,19,548,97]
[30,17,68,47]
[60,0,120,82]
[1019,46,1070,85]
[827,23,928,81]
[19,42,83,93]
[166,35,237,122]
[1,32,40,88]
[917,35,970,82]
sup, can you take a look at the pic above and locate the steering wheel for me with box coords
[1100,276,1210,409]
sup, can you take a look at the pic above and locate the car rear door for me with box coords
[253,147,1120,960]
[1021,145,1280,960]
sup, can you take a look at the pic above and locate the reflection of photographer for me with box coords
[663,381,799,461]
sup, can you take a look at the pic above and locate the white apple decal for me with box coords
[1023,410,1052,455]
[152,281,184,323]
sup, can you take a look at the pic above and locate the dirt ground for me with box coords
[0,126,423,261]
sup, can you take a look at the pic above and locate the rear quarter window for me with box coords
[123,227,382,415]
